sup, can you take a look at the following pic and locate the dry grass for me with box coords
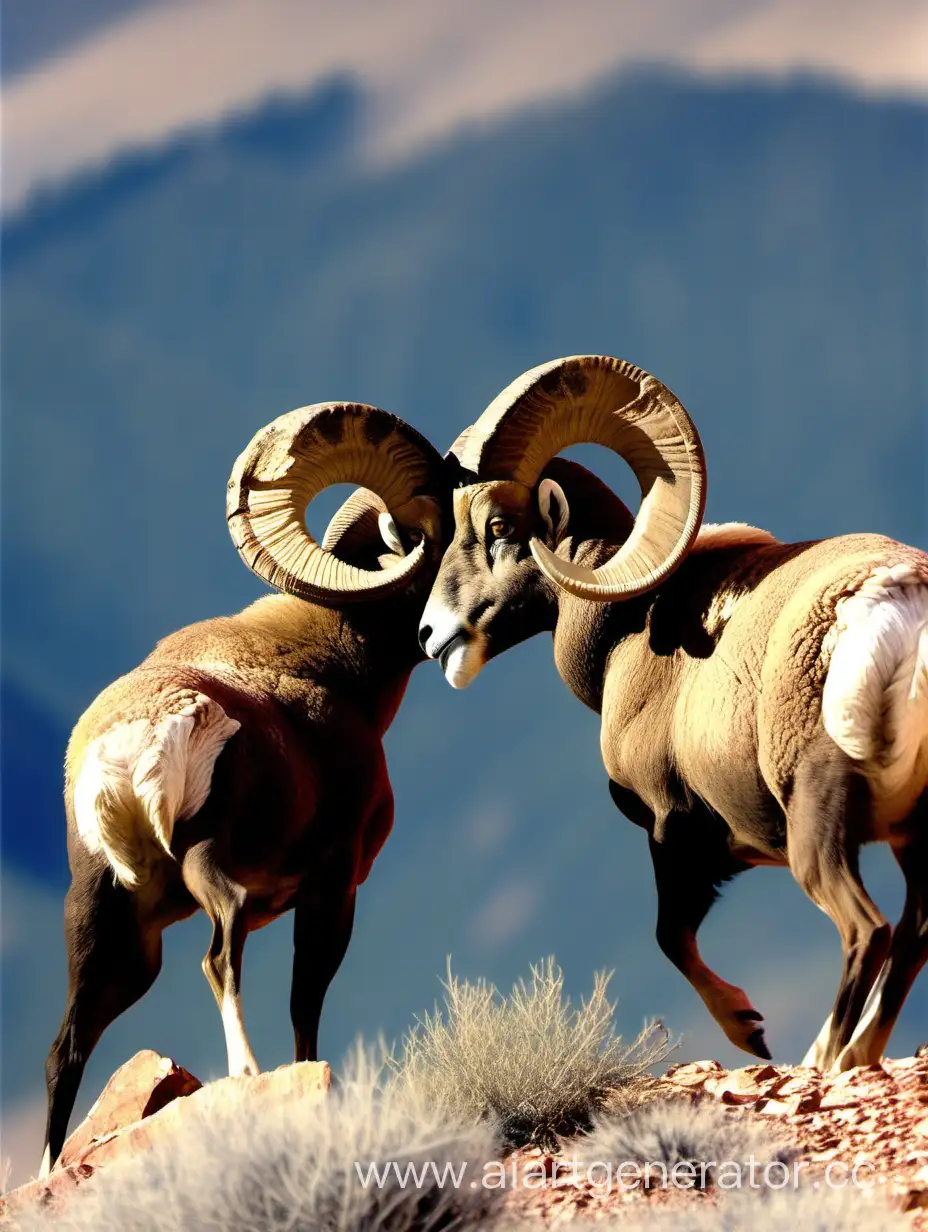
[18,1046,501,1232]
[395,958,674,1149]
[571,1094,794,1187]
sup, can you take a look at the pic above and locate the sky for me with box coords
[4,0,927,213]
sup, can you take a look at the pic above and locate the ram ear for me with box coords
[537,478,570,545]
[378,511,406,556]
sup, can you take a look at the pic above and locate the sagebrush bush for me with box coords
[572,1094,794,1188]
[395,958,673,1149]
[18,1047,501,1232]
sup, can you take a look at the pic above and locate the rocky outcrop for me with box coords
[56,1050,202,1169]
[658,1054,928,1220]
[500,1053,928,1228]
[0,1051,330,1225]
[3,1050,926,1228]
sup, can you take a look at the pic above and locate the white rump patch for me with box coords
[74,694,240,887]
[694,522,780,551]
[822,565,928,798]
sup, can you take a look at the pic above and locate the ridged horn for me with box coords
[227,403,443,605]
[321,487,386,559]
[451,356,706,602]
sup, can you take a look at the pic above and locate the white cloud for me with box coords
[466,801,514,855]
[470,875,539,948]
[690,0,928,86]
[3,0,925,214]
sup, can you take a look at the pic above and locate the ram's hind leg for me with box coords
[788,732,890,1071]
[649,828,769,1058]
[611,783,768,1059]
[831,800,928,1070]
[43,854,162,1176]
[181,839,258,1078]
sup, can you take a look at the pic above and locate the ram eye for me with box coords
[488,518,514,539]
[408,530,424,545]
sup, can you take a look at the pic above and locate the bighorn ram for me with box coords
[43,403,447,1174]
[420,355,928,1072]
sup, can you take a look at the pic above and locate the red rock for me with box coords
[833,1107,866,1126]
[58,1050,201,1168]
[0,1162,95,1221]
[756,1092,816,1118]
[2,1060,330,1221]
[755,1097,792,1116]
[664,1060,724,1081]
[706,1064,784,1102]
[714,1063,780,1087]
[761,1078,820,1115]
[819,1088,860,1110]
[825,1063,890,1091]
[904,1187,928,1211]
[664,1072,715,1089]
[664,1061,726,1091]
[797,1091,823,1113]
[776,1075,820,1098]
[717,1088,759,1106]
[76,1060,330,1170]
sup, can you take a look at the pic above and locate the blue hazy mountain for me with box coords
[2,0,160,79]
[2,69,925,1138]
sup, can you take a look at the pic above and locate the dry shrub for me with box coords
[395,958,673,1149]
[17,1047,501,1232]
[572,1094,794,1188]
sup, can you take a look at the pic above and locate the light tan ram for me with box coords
[42,402,447,1175]
[420,355,928,1072]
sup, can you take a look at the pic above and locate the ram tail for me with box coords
[823,565,928,806]
[72,694,241,888]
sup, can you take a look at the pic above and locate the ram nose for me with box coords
[419,604,487,687]
[419,620,469,664]
[419,597,465,659]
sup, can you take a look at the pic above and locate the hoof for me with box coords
[746,1027,772,1060]
[722,1007,771,1059]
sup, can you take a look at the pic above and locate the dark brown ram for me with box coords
[43,402,448,1174]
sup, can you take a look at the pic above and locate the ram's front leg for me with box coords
[290,783,392,1063]
[290,885,357,1063]
[649,828,770,1059]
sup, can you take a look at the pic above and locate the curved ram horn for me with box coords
[227,403,444,605]
[452,356,706,602]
